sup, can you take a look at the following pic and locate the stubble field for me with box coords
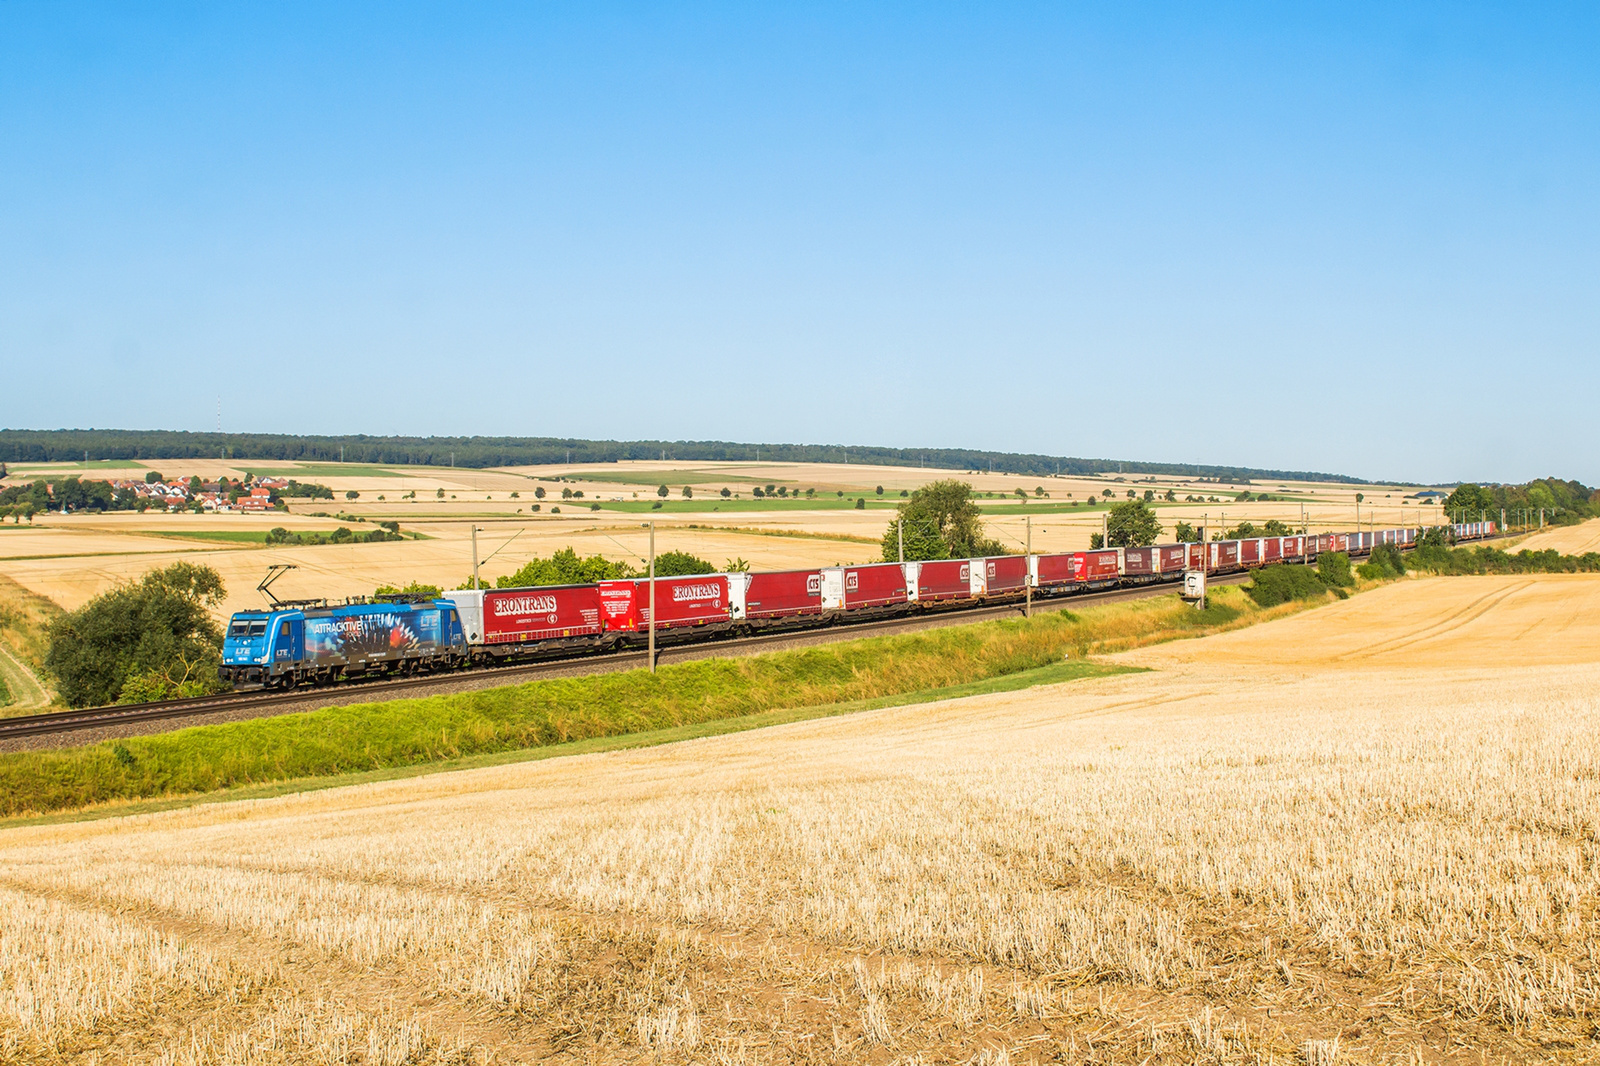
[1499,521,1600,557]
[1,573,1595,1063]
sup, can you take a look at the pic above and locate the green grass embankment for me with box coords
[0,585,1293,820]
[0,575,60,714]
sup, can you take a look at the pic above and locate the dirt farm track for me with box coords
[2,572,1598,1063]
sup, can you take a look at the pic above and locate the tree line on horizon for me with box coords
[0,429,1364,484]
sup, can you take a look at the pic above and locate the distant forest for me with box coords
[0,428,1366,484]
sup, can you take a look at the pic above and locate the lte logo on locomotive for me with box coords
[494,595,558,616]
[671,583,722,603]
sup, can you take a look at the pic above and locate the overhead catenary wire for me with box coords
[476,526,528,569]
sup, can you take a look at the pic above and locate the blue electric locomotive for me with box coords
[221,599,468,689]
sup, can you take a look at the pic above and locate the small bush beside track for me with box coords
[1244,564,1333,608]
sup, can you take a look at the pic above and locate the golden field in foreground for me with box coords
[1,574,1596,1063]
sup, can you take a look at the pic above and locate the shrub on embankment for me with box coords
[1245,552,1359,607]
[0,589,1287,817]
[1410,544,1600,576]
[1248,542,1600,609]
[1246,564,1334,608]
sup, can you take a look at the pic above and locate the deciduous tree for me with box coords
[1105,500,1162,548]
[45,562,227,707]
[880,480,1007,561]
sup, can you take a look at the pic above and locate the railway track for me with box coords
[0,573,1252,742]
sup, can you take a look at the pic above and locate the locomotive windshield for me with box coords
[229,619,268,639]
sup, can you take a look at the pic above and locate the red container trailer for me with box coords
[1123,547,1156,580]
[821,563,907,611]
[1207,541,1242,572]
[480,585,603,647]
[1033,553,1078,591]
[597,575,732,632]
[1157,544,1188,574]
[1279,536,1305,561]
[1074,550,1121,585]
[911,559,971,602]
[1262,537,1283,564]
[981,555,1028,595]
[1187,543,1205,571]
[742,569,822,621]
[1239,539,1262,567]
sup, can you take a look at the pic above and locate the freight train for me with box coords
[219,521,1496,689]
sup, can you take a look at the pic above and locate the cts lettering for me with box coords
[493,595,558,616]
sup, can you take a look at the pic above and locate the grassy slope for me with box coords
[0,574,61,713]
[0,585,1308,819]
[4,659,1118,827]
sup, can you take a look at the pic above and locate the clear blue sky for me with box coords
[3,4,1596,484]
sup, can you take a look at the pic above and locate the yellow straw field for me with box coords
[1499,517,1600,557]
[1,576,1595,1062]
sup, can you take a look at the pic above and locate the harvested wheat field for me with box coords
[1502,518,1600,557]
[2,575,1598,1064]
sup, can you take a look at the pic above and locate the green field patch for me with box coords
[240,463,412,478]
[0,549,235,561]
[972,501,1097,515]
[595,497,899,514]
[141,530,274,545]
[3,460,148,477]
[560,468,792,487]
